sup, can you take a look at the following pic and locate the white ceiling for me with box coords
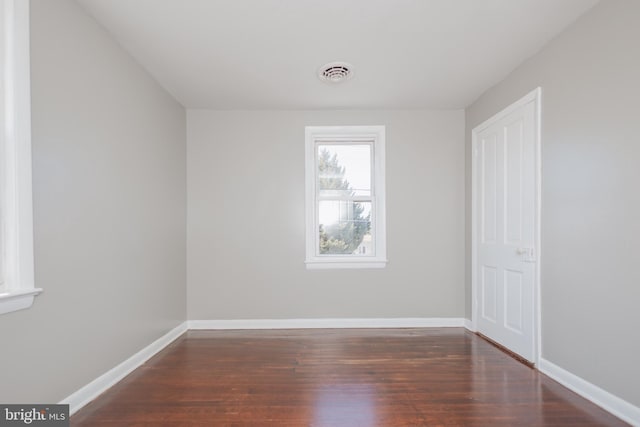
[76,0,598,109]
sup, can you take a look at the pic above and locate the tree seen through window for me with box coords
[317,148,371,254]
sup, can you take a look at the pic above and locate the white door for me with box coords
[472,89,540,363]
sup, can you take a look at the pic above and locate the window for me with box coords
[305,126,387,269]
[0,0,39,315]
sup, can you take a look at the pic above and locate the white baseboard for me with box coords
[60,321,188,416]
[463,318,473,331]
[188,317,467,330]
[538,358,640,426]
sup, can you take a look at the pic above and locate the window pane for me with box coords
[318,201,372,255]
[317,144,371,197]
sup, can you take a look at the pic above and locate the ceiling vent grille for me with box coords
[318,62,354,83]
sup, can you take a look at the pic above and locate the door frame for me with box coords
[471,87,542,365]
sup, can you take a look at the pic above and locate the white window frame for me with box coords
[305,125,387,269]
[0,0,40,315]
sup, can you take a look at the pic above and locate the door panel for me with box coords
[481,266,497,323]
[481,134,498,244]
[505,119,524,245]
[504,269,523,333]
[474,96,538,363]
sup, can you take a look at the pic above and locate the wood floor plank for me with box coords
[71,328,629,426]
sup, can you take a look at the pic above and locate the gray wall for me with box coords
[0,0,186,403]
[465,0,640,407]
[188,110,465,320]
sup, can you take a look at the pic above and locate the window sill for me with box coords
[306,259,388,270]
[0,288,43,315]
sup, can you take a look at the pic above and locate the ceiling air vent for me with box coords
[318,62,354,83]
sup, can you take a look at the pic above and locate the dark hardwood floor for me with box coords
[71,328,628,426]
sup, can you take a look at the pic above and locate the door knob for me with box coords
[516,247,536,262]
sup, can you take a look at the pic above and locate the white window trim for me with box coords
[305,125,387,269]
[0,0,40,315]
